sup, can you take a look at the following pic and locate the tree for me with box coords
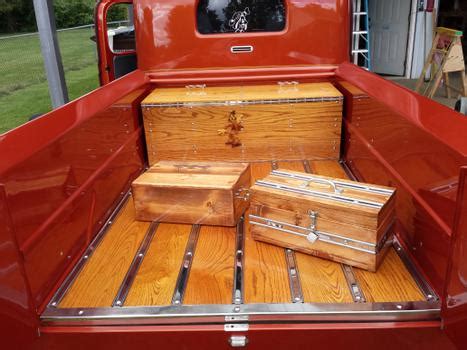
[0,0,105,33]
[0,0,35,33]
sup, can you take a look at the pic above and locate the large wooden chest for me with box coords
[141,82,343,164]
[132,161,250,226]
[249,169,396,271]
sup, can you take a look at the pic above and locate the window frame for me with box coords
[194,0,289,37]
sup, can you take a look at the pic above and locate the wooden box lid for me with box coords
[133,161,250,190]
[251,169,396,231]
[141,82,343,105]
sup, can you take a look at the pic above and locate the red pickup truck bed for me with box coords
[1,1,466,349]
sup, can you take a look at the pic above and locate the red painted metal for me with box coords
[27,322,454,349]
[2,0,467,348]
[336,62,467,155]
[0,70,150,319]
[134,0,350,72]
[443,166,467,348]
[0,186,38,349]
[95,0,135,85]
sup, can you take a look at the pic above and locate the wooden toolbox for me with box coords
[249,170,396,271]
[132,161,250,226]
[141,82,343,164]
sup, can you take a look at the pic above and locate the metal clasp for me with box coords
[229,335,248,347]
[185,84,206,89]
[277,81,299,94]
[307,210,319,243]
[185,84,207,96]
[277,81,299,86]
[235,188,250,201]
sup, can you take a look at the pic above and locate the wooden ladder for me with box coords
[415,27,467,99]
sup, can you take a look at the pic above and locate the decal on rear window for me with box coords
[197,0,286,34]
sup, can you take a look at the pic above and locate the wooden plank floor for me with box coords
[57,160,426,308]
[125,223,192,306]
[60,196,150,308]
[183,225,236,305]
[244,163,291,303]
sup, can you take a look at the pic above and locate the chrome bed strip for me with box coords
[285,249,304,303]
[172,224,201,305]
[41,301,440,325]
[232,217,245,305]
[393,238,438,302]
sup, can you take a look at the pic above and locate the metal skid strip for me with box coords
[232,217,245,305]
[41,301,440,325]
[172,224,201,305]
[48,192,132,308]
[256,180,384,209]
[112,222,159,307]
[341,264,366,303]
[271,161,304,304]
[285,249,304,303]
[393,239,438,302]
[143,96,344,108]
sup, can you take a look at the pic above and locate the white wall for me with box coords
[408,0,440,79]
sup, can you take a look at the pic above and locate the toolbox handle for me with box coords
[300,177,343,194]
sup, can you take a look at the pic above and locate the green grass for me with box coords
[0,28,99,134]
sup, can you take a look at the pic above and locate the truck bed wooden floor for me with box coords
[55,160,429,311]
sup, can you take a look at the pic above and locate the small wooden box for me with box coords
[249,169,396,271]
[132,161,251,226]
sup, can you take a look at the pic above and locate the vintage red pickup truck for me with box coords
[1,0,466,349]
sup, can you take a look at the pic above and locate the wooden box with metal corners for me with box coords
[132,161,250,226]
[249,169,396,271]
[141,82,343,164]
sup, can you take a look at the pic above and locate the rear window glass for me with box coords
[197,0,286,34]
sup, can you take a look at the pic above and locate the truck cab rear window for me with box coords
[197,0,286,34]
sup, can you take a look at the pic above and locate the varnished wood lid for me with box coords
[133,161,250,190]
[142,82,343,105]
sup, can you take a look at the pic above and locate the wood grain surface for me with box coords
[144,102,342,164]
[132,161,250,226]
[253,169,395,223]
[60,197,150,308]
[309,160,348,178]
[278,161,353,303]
[183,225,236,304]
[142,83,343,104]
[244,162,291,303]
[354,249,425,302]
[125,223,192,306]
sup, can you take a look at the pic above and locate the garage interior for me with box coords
[359,0,467,108]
